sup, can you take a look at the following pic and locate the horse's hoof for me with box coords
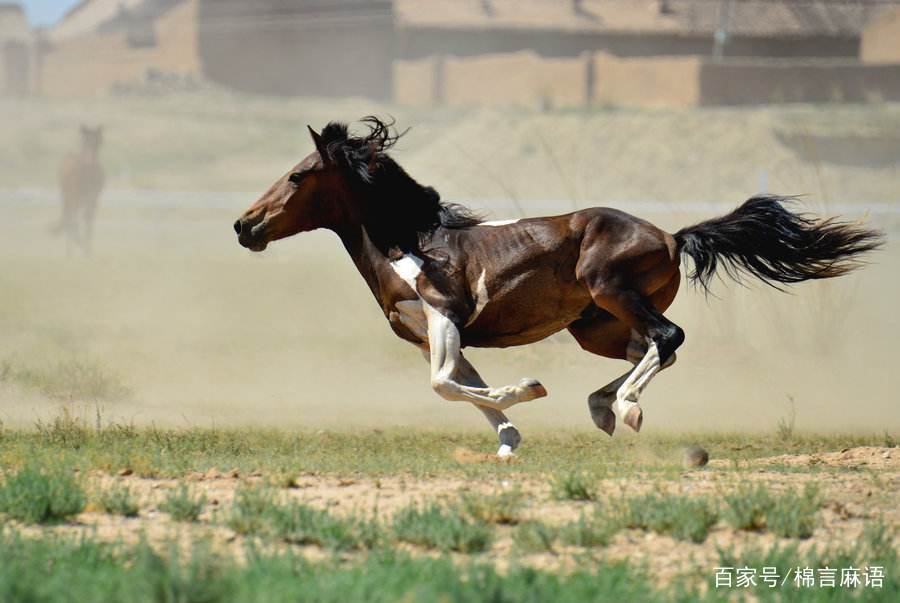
[624,405,643,432]
[521,378,547,399]
[497,444,514,458]
[592,407,616,436]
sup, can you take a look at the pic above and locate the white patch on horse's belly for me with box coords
[464,269,490,327]
[481,219,519,226]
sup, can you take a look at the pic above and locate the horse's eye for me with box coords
[288,172,304,184]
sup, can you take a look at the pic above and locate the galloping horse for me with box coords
[56,125,105,256]
[234,118,882,456]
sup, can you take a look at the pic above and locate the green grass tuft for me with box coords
[96,483,140,517]
[558,509,621,548]
[160,484,206,522]
[766,484,821,539]
[622,491,718,543]
[722,484,773,531]
[392,502,493,553]
[0,463,85,524]
[458,488,525,525]
[513,521,558,554]
[550,472,596,501]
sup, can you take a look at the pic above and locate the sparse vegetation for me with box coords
[723,483,821,538]
[160,485,206,522]
[96,483,140,517]
[621,491,719,543]
[0,463,85,524]
[559,510,621,548]
[513,521,558,554]
[459,488,525,525]
[1,356,129,402]
[392,502,492,553]
[766,484,821,539]
[550,471,596,501]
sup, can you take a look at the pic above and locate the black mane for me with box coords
[319,117,481,254]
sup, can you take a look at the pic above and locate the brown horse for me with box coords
[234,118,882,456]
[56,125,105,256]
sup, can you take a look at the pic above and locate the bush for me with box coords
[559,510,620,548]
[513,521,558,553]
[0,464,85,524]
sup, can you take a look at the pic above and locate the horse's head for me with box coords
[234,125,358,252]
[80,125,103,154]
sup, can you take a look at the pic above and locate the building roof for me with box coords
[395,0,895,38]
[50,0,185,41]
[0,3,31,42]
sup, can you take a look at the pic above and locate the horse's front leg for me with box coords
[424,304,547,412]
[417,346,522,457]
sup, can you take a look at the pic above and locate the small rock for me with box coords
[117,468,133,477]
[225,468,240,479]
[683,445,709,468]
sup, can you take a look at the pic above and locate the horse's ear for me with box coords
[308,126,330,164]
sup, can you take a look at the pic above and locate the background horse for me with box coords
[234,117,882,456]
[55,125,105,257]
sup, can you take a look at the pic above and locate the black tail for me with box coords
[675,195,883,292]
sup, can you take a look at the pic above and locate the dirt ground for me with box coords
[9,445,893,587]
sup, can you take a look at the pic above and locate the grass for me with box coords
[458,488,525,525]
[0,529,682,603]
[0,419,889,478]
[621,491,719,543]
[159,484,206,522]
[224,484,380,551]
[1,356,130,402]
[722,483,821,538]
[0,463,85,524]
[766,484,821,539]
[558,510,621,548]
[392,501,493,553]
[96,483,140,517]
[513,521,559,553]
[550,471,596,501]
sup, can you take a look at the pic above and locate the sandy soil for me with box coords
[11,446,895,586]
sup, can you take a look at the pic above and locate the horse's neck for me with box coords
[336,224,395,308]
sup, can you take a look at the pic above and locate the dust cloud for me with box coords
[1,95,898,436]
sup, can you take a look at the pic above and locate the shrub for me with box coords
[513,521,558,553]
[0,464,85,524]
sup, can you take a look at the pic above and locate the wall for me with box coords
[39,0,199,97]
[860,8,900,64]
[699,60,900,105]
[196,0,394,100]
[592,53,700,108]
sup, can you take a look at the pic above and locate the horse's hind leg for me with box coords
[570,271,682,433]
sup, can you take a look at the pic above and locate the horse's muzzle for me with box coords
[234,215,268,252]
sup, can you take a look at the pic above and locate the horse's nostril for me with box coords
[233,220,242,235]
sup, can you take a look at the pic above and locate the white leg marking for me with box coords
[464,269,490,327]
[613,340,660,417]
[425,304,545,411]
[392,253,545,412]
[481,219,520,226]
